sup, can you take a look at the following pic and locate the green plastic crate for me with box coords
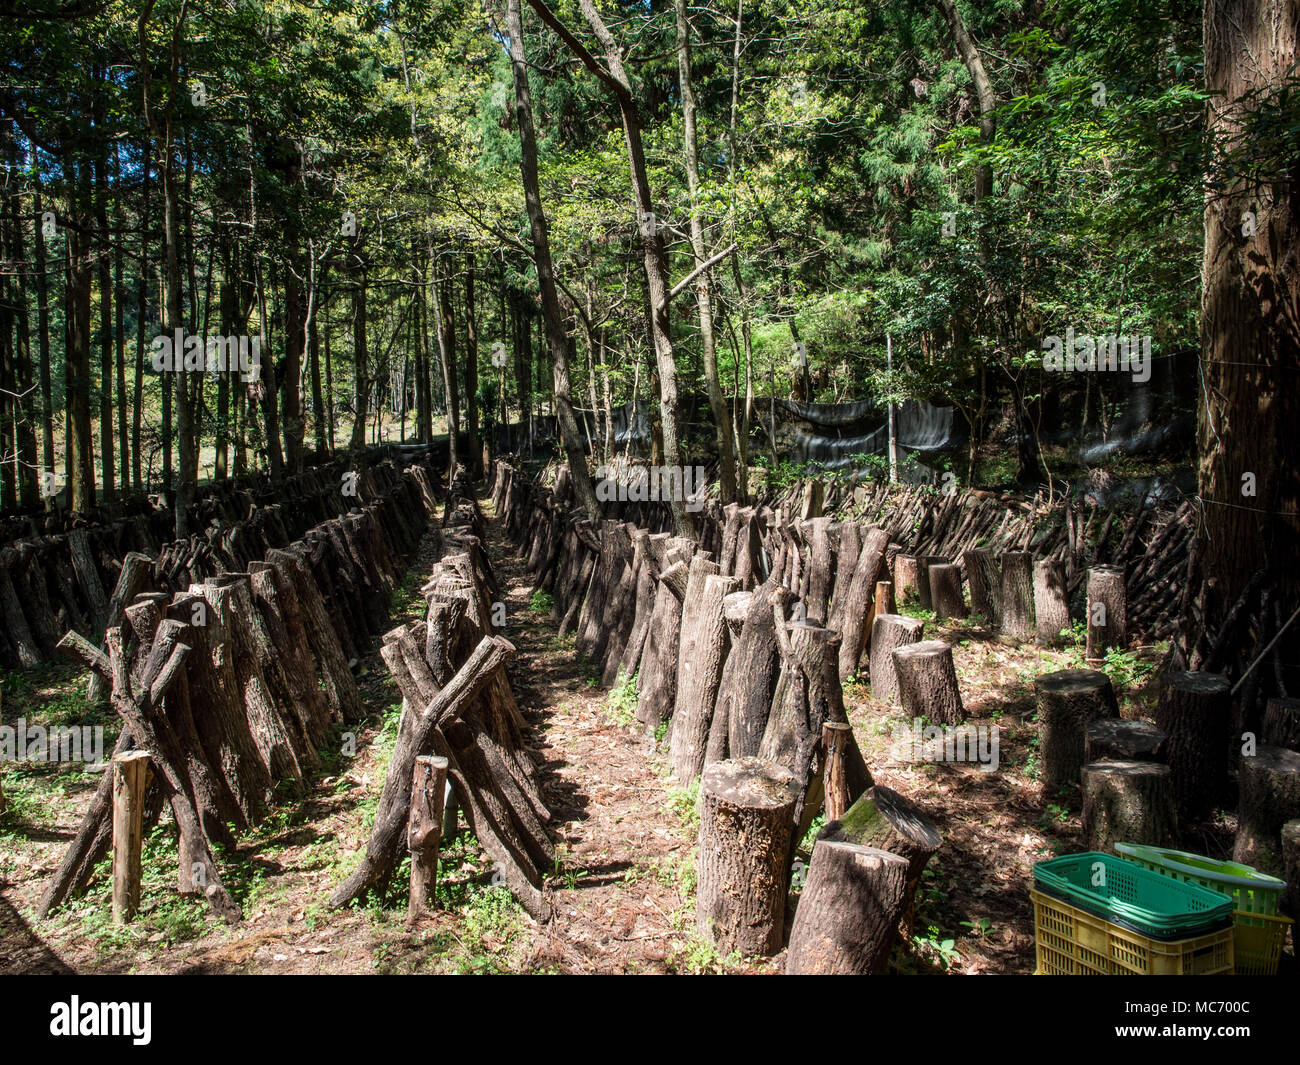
[1113,842,1286,915]
[1033,852,1235,941]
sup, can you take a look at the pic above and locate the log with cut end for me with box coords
[819,785,941,940]
[1082,760,1177,851]
[868,614,924,708]
[111,750,152,925]
[715,582,783,761]
[998,551,1034,642]
[1155,670,1231,820]
[1033,559,1070,646]
[893,554,921,608]
[963,547,1000,624]
[634,564,687,733]
[1084,718,1167,763]
[836,526,890,681]
[801,517,833,626]
[88,551,154,703]
[407,755,449,923]
[695,757,799,956]
[1035,669,1119,794]
[786,842,908,975]
[893,640,964,725]
[1233,746,1300,877]
[821,721,873,821]
[760,620,845,840]
[1263,697,1300,753]
[670,573,740,783]
[1085,565,1127,659]
[928,563,966,620]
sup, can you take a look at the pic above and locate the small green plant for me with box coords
[605,672,638,728]
[961,916,994,937]
[529,589,554,613]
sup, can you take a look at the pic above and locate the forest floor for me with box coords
[0,489,1258,975]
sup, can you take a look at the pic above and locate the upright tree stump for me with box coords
[1263,697,1300,753]
[836,526,890,681]
[820,785,941,941]
[696,758,799,956]
[786,843,908,975]
[868,614,925,708]
[111,750,152,925]
[407,755,449,924]
[893,640,964,725]
[1036,669,1119,794]
[1155,671,1231,820]
[1234,746,1300,877]
[928,563,966,620]
[963,547,1001,624]
[1032,559,1070,646]
[1085,565,1127,660]
[998,551,1034,642]
[1082,760,1177,851]
[1085,718,1167,763]
[894,555,921,607]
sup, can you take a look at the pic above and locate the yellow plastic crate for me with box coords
[1232,911,1292,976]
[1031,889,1234,975]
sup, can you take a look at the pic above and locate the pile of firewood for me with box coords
[0,448,436,670]
[331,485,555,920]
[493,460,942,972]
[37,460,438,923]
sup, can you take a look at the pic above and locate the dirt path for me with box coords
[479,493,769,974]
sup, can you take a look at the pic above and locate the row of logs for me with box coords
[36,459,440,922]
[0,448,430,670]
[492,460,943,972]
[332,482,556,921]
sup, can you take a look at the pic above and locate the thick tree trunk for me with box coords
[1155,670,1231,820]
[1036,669,1119,794]
[1234,746,1300,876]
[998,551,1034,642]
[786,842,908,975]
[893,640,965,725]
[1082,760,1178,851]
[1085,565,1127,659]
[867,613,924,708]
[1033,559,1070,646]
[695,757,798,956]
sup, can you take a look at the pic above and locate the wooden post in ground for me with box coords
[821,721,873,822]
[111,750,152,925]
[998,551,1034,642]
[408,755,449,923]
[1033,559,1070,647]
[1082,760,1177,851]
[1085,565,1127,660]
[1234,746,1300,876]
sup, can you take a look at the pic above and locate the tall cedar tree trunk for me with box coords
[506,0,601,518]
[675,0,736,504]
[348,265,369,453]
[93,141,114,502]
[434,261,460,478]
[65,150,96,512]
[1192,0,1300,683]
[32,181,57,499]
[464,249,482,476]
[528,0,694,535]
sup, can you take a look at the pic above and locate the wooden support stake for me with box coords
[407,755,450,923]
[111,750,152,925]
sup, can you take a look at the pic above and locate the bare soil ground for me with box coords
[1,492,1263,975]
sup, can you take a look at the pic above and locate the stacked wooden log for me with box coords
[36,458,438,922]
[491,460,930,959]
[332,485,554,920]
[0,447,439,670]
